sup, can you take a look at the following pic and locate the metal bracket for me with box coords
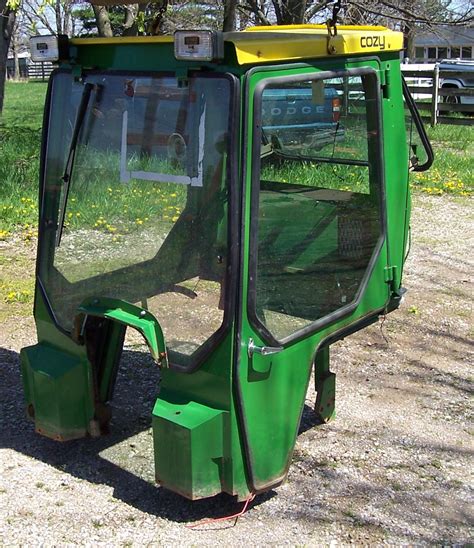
[384,265,397,283]
[248,338,284,358]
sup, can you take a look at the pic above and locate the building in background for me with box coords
[414,26,474,62]
[6,51,52,81]
[6,51,29,79]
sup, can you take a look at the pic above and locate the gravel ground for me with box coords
[0,194,472,545]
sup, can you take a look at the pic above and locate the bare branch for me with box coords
[22,0,56,34]
[305,0,331,21]
[346,0,474,26]
[238,1,272,25]
[377,0,473,25]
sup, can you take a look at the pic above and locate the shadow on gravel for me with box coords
[0,346,274,523]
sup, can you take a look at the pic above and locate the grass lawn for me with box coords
[0,80,472,240]
[0,82,47,239]
[0,80,471,310]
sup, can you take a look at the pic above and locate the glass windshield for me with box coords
[39,71,233,364]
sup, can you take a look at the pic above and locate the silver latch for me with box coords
[248,338,284,358]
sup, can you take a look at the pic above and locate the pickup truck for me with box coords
[261,86,344,152]
[438,59,474,106]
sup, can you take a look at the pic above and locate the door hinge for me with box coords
[380,67,391,99]
[384,265,397,284]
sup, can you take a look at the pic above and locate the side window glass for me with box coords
[253,72,384,341]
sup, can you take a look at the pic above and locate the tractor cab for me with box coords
[21,25,432,500]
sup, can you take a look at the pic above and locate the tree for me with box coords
[238,0,332,25]
[223,0,237,30]
[0,0,17,113]
[22,0,79,36]
[82,0,240,36]
[79,2,167,37]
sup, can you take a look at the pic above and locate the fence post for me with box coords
[431,64,440,127]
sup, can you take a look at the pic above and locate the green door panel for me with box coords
[236,61,391,491]
[238,253,389,488]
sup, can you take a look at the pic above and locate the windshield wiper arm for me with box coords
[56,82,95,247]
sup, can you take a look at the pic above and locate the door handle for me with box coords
[248,338,284,358]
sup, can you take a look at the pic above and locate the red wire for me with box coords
[186,494,256,529]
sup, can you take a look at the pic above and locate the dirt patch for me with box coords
[0,194,472,544]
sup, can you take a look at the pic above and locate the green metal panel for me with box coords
[379,55,412,290]
[314,346,336,422]
[152,391,227,499]
[72,42,240,75]
[20,342,95,440]
[77,297,168,367]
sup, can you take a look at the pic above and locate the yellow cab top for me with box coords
[230,25,403,64]
[71,24,404,65]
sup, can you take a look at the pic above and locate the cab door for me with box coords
[235,64,392,492]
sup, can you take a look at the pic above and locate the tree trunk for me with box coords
[273,0,307,24]
[404,26,416,61]
[223,0,237,31]
[122,4,139,36]
[0,1,16,114]
[149,0,168,36]
[63,0,72,37]
[93,5,113,38]
[13,45,19,79]
[55,0,63,34]
[403,0,416,61]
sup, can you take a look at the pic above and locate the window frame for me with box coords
[247,67,388,347]
[402,76,434,173]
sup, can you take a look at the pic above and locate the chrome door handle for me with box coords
[248,338,284,358]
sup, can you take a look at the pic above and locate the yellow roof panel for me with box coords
[228,25,403,64]
[70,24,403,65]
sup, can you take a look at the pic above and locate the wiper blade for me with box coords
[56,82,95,247]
